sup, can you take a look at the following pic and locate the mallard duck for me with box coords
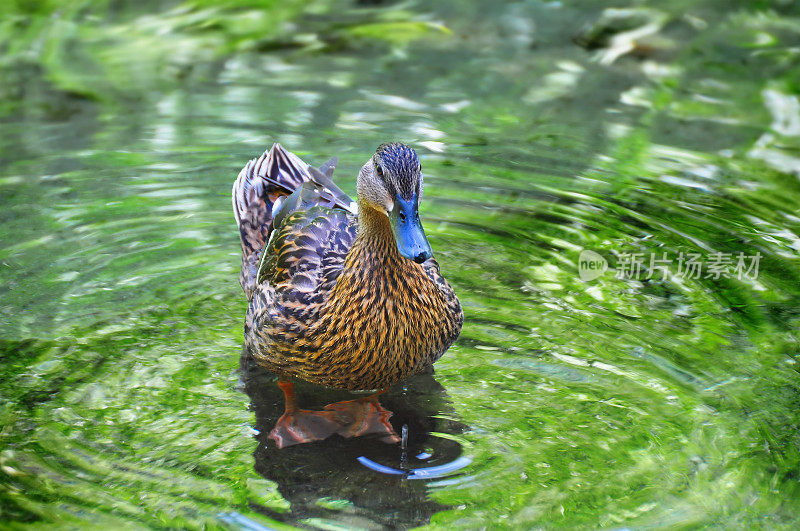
[233,142,462,446]
[234,141,462,386]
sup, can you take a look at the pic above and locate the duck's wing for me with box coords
[233,144,355,300]
[262,162,358,294]
[306,164,357,214]
[252,206,356,329]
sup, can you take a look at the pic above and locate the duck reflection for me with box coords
[239,347,468,528]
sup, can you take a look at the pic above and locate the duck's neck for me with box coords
[348,200,404,268]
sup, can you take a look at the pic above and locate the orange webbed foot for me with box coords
[269,380,343,448]
[269,408,344,449]
[269,382,400,448]
[323,394,400,443]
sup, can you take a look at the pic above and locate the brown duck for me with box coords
[233,142,462,446]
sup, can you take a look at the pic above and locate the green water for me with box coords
[2,0,800,528]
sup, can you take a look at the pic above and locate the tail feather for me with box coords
[232,143,310,229]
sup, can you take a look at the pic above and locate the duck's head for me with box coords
[357,142,432,264]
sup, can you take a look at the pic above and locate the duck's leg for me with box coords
[268,380,342,449]
[323,390,400,443]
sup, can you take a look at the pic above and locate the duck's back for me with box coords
[232,144,363,379]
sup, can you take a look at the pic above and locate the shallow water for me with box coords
[2,0,800,528]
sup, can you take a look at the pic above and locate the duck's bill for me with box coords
[391,195,433,264]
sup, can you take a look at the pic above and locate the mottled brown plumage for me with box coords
[233,143,462,391]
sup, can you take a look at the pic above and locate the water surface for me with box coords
[1,0,800,528]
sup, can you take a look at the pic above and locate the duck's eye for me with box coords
[376,164,383,178]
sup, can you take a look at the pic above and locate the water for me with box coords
[1,0,799,528]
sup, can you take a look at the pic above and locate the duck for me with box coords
[232,142,462,446]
